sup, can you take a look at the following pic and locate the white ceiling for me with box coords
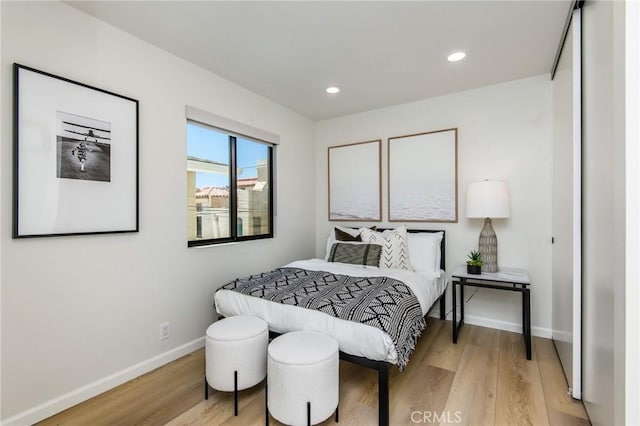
[68,1,571,121]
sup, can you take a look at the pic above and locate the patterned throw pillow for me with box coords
[328,243,382,267]
[324,226,378,260]
[359,226,413,270]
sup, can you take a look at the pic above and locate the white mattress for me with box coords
[214,259,447,364]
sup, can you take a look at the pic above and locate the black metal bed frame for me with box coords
[345,299,445,426]
[210,229,446,426]
[261,292,445,426]
[330,293,446,426]
[268,229,446,426]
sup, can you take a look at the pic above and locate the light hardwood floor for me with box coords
[39,319,590,426]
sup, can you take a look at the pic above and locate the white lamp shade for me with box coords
[466,180,510,218]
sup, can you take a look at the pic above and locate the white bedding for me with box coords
[214,259,447,364]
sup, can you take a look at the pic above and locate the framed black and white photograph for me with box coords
[56,111,112,182]
[328,139,381,221]
[388,128,458,222]
[13,64,139,238]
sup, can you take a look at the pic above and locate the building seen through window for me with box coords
[187,121,273,245]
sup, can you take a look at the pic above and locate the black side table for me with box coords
[451,266,532,360]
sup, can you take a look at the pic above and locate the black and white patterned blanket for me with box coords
[219,267,426,370]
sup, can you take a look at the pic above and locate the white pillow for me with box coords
[360,226,413,271]
[406,232,443,275]
[324,226,361,260]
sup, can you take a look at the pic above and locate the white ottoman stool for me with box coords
[267,331,339,426]
[205,315,269,416]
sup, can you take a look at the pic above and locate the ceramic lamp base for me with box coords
[479,217,498,272]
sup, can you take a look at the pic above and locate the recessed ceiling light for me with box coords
[447,51,466,62]
[326,86,340,94]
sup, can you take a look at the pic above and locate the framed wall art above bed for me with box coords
[388,128,458,223]
[328,139,382,222]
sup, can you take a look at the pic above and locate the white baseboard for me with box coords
[2,337,205,426]
[3,311,552,425]
[428,311,552,338]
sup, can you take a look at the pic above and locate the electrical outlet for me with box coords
[160,322,170,340]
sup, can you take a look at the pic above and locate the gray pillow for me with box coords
[328,243,382,267]
[334,227,362,242]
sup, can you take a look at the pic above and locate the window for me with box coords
[187,119,274,246]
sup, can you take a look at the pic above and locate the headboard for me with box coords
[373,228,446,271]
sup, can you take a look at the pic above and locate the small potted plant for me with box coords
[466,250,483,274]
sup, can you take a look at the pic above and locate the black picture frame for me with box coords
[13,63,139,238]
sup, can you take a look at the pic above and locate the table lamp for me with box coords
[466,180,510,272]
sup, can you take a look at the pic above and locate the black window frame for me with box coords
[187,122,274,247]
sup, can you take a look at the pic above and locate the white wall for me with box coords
[0,2,315,423]
[315,75,553,336]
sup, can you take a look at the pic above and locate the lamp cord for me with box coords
[441,288,480,319]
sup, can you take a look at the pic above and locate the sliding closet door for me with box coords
[551,7,581,399]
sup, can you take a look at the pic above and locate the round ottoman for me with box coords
[267,331,339,425]
[205,315,269,415]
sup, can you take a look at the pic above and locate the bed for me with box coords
[214,228,447,426]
